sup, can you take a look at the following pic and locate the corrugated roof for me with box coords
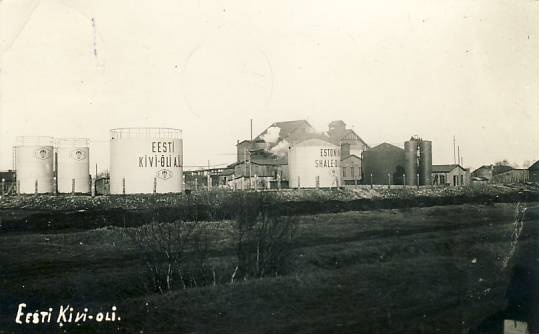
[230,155,287,166]
[251,156,288,165]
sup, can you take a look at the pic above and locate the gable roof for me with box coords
[492,165,513,175]
[255,120,316,143]
[342,154,361,161]
[472,165,491,174]
[367,142,404,152]
[341,154,362,162]
[529,160,539,171]
[432,164,466,173]
[471,164,515,175]
[236,139,251,146]
[327,128,369,148]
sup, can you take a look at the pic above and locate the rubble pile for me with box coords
[0,184,536,211]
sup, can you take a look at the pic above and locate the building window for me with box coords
[343,167,347,177]
[440,175,445,185]
[350,167,354,177]
[453,175,457,186]
[460,175,464,185]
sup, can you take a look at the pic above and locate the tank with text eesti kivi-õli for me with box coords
[109,128,183,194]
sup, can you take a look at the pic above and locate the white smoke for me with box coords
[270,139,290,157]
[261,126,281,144]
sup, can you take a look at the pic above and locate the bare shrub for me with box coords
[231,193,298,281]
[125,220,213,294]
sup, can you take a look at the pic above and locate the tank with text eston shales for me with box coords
[288,138,341,188]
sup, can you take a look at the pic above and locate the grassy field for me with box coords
[0,202,537,333]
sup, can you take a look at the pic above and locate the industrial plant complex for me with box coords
[0,119,537,196]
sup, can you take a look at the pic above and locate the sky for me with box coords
[1,0,537,174]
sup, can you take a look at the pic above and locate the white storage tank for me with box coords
[14,136,54,194]
[56,138,90,193]
[109,128,183,194]
[288,138,341,188]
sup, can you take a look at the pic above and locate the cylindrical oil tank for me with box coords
[404,140,418,186]
[419,140,432,185]
[288,138,341,188]
[109,128,183,194]
[14,136,54,194]
[56,138,90,193]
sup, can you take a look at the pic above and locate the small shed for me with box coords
[432,164,470,186]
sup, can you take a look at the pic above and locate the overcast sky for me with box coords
[1,0,537,173]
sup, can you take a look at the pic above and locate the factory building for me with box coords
[491,168,529,184]
[432,165,470,186]
[184,167,234,190]
[229,119,368,189]
[230,155,288,179]
[341,154,362,185]
[471,164,529,184]
[471,165,495,181]
[361,136,432,186]
[0,170,16,195]
[361,143,405,185]
[227,155,288,190]
[529,161,539,183]
[95,172,110,195]
[326,120,369,159]
[235,119,316,163]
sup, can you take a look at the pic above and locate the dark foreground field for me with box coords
[0,201,537,333]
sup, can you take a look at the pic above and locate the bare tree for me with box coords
[233,193,298,281]
[125,220,212,294]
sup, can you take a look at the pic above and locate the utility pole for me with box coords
[453,136,456,164]
[250,118,253,190]
[457,146,461,186]
[248,151,252,190]
[207,160,211,190]
[243,148,247,176]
